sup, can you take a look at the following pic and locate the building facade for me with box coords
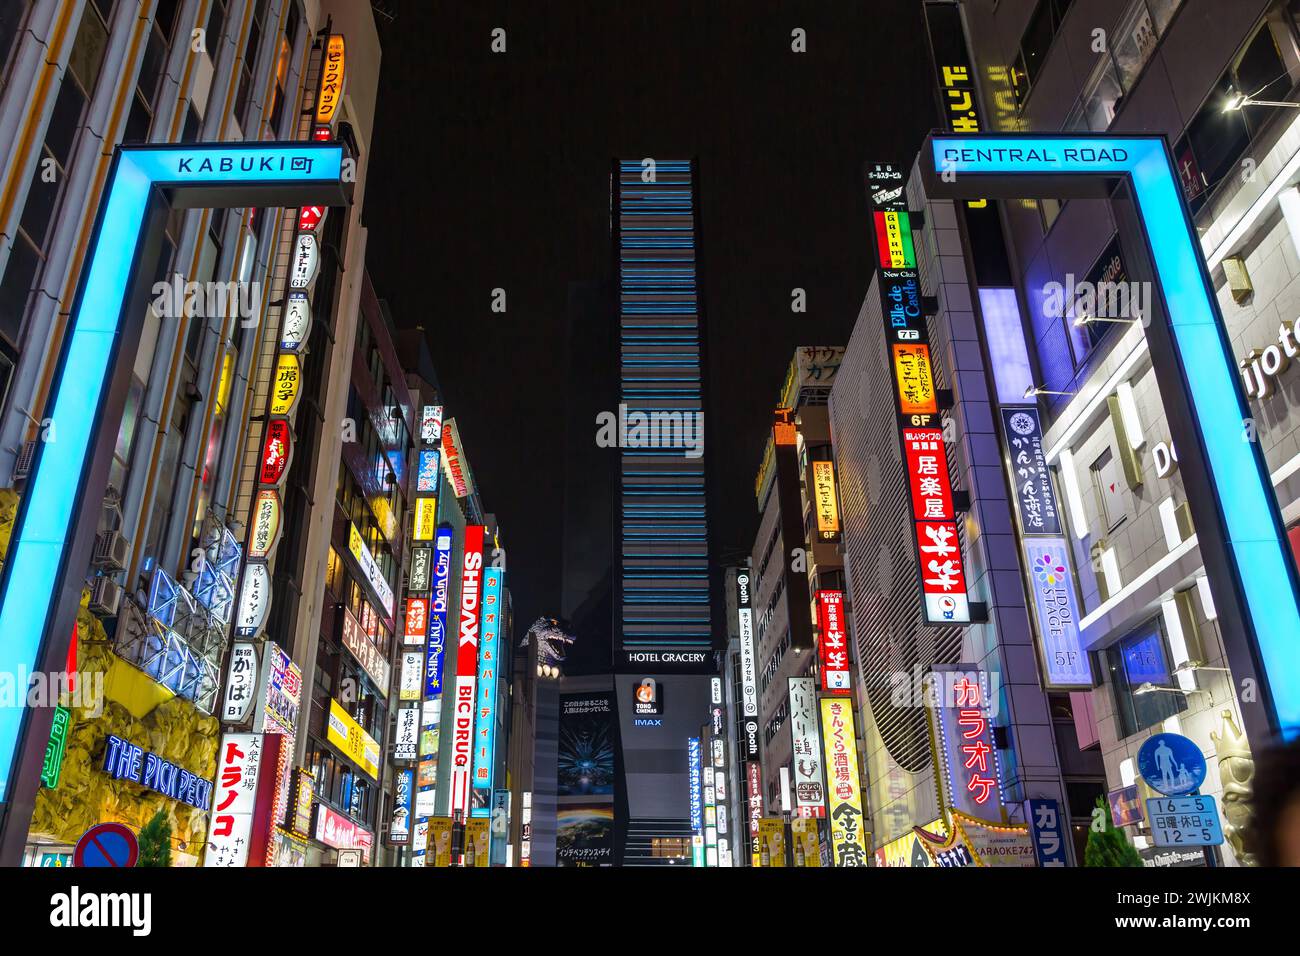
[910,0,1300,865]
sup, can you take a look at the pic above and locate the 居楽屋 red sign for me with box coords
[449,525,485,816]
[902,427,953,521]
[816,590,851,694]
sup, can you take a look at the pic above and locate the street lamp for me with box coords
[1024,384,1075,399]
[1072,313,1139,328]
[1223,87,1300,112]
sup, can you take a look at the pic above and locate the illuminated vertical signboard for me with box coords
[931,664,1003,818]
[820,697,868,866]
[0,142,348,812]
[735,570,760,761]
[471,567,505,813]
[688,737,704,867]
[426,528,453,700]
[450,525,486,818]
[811,460,840,541]
[787,677,827,818]
[816,590,851,694]
[868,163,970,625]
[1000,407,1092,687]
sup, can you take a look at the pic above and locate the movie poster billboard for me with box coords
[558,693,616,797]
[556,806,615,867]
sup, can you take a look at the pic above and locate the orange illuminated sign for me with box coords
[892,343,937,415]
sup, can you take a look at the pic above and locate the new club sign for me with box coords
[450,525,485,816]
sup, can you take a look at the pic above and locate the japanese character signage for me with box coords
[280,290,311,352]
[289,232,319,289]
[394,705,419,761]
[816,590,851,693]
[420,404,444,446]
[391,768,413,843]
[869,163,970,625]
[204,733,262,867]
[1028,798,1068,866]
[688,736,704,864]
[413,496,437,541]
[1022,537,1092,686]
[409,546,432,593]
[248,489,282,559]
[788,677,826,817]
[1146,795,1223,847]
[314,803,374,864]
[234,561,271,637]
[326,698,380,780]
[874,209,917,268]
[399,651,423,701]
[917,521,970,623]
[746,760,763,861]
[259,420,292,486]
[417,448,440,493]
[923,0,990,211]
[347,521,394,617]
[221,641,258,724]
[340,604,390,692]
[314,34,346,126]
[41,706,70,789]
[298,205,326,234]
[903,427,955,521]
[811,460,840,541]
[450,525,486,816]
[403,596,429,646]
[254,641,301,737]
[819,698,868,866]
[269,352,301,416]
[1001,407,1061,535]
[932,665,1003,818]
[892,343,938,415]
[472,567,505,801]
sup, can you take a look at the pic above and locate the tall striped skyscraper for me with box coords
[612,159,713,673]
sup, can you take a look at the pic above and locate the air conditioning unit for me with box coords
[91,530,129,571]
[12,441,36,481]
[89,577,122,617]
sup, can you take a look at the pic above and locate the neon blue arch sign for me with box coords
[0,143,349,806]
[925,134,1300,741]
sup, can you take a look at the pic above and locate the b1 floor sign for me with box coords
[1137,732,1206,797]
[0,143,350,858]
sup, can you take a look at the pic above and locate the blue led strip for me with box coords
[931,135,1300,736]
[0,144,344,796]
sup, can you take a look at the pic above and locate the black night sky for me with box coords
[366,1,938,655]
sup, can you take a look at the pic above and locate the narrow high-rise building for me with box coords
[609,159,716,864]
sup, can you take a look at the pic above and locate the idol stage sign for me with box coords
[924,133,1300,743]
[0,143,349,855]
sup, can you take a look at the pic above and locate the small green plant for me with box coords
[1084,797,1143,867]
[137,808,172,867]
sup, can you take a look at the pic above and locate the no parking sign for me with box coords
[73,822,138,868]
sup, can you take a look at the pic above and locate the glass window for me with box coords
[1107,619,1187,737]
[67,3,109,95]
[0,2,33,95]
